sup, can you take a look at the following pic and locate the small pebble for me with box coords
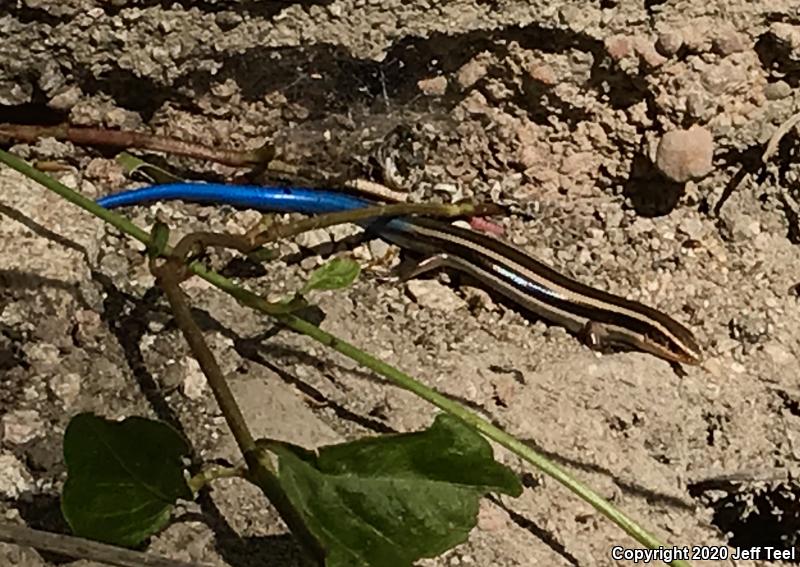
[215,11,243,29]
[769,22,800,50]
[712,30,749,55]
[726,214,760,242]
[656,125,714,182]
[656,30,683,56]
[686,92,709,119]
[763,343,796,367]
[677,217,705,239]
[462,285,494,311]
[418,76,448,96]
[181,357,207,401]
[368,238,391,260]
[701,59,742,95]
[526,62,557,85]
[160,360,184,391]
[0,454,33,499]
[605,35,632,61]
[516,144,542,170]
[25,342,59,366]
[300,256,322,271]
[1,409,44,445]
[295,228,331,249]
[462,90,490,114]
[49,372,81,408]
[764,81,792,100]
[602,208,624,229]
[405,280,466,312]
[456,58,488,90]
[105,107,142,129]
[48,85,82,110]
[634,37,668,68]
[329,223,361,241]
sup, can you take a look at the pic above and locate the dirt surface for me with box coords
[2,1,800,566]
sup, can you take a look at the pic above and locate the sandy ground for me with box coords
[2,0,800,565]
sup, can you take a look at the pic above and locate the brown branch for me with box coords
[0,123,274,167]
[0,522,212,567]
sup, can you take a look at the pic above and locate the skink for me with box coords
[97,183,702,365]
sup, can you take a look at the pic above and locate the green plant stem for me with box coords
[157,259,326,562]
[188,463,245,493]
[0,150,691,567]
[154,259,257,455]
[1,151,152,244]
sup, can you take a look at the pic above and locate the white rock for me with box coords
[2,410,44,445]
[295,228,331,249]
[763,343,796,367]
[0,454,33,498]
[405,280,466,312]
[181,357,207,401]
[49,373,81,408]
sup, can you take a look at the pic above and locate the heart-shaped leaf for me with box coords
[259,413,522,566]
[61,413,193,547]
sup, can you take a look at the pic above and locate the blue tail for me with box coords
[96,183,374,215]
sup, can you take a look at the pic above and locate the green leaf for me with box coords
[262,414,522,567]
[148,221,170,258]
[115,152,183,184]
[61,413,193,547]
[300,257,360,294]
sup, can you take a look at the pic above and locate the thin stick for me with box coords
[344,178,408,202]
[0,123,273,167]
[0,522,212,567]
[716,109,800,216]
[763,110,800,164]
[264,159,409,202]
